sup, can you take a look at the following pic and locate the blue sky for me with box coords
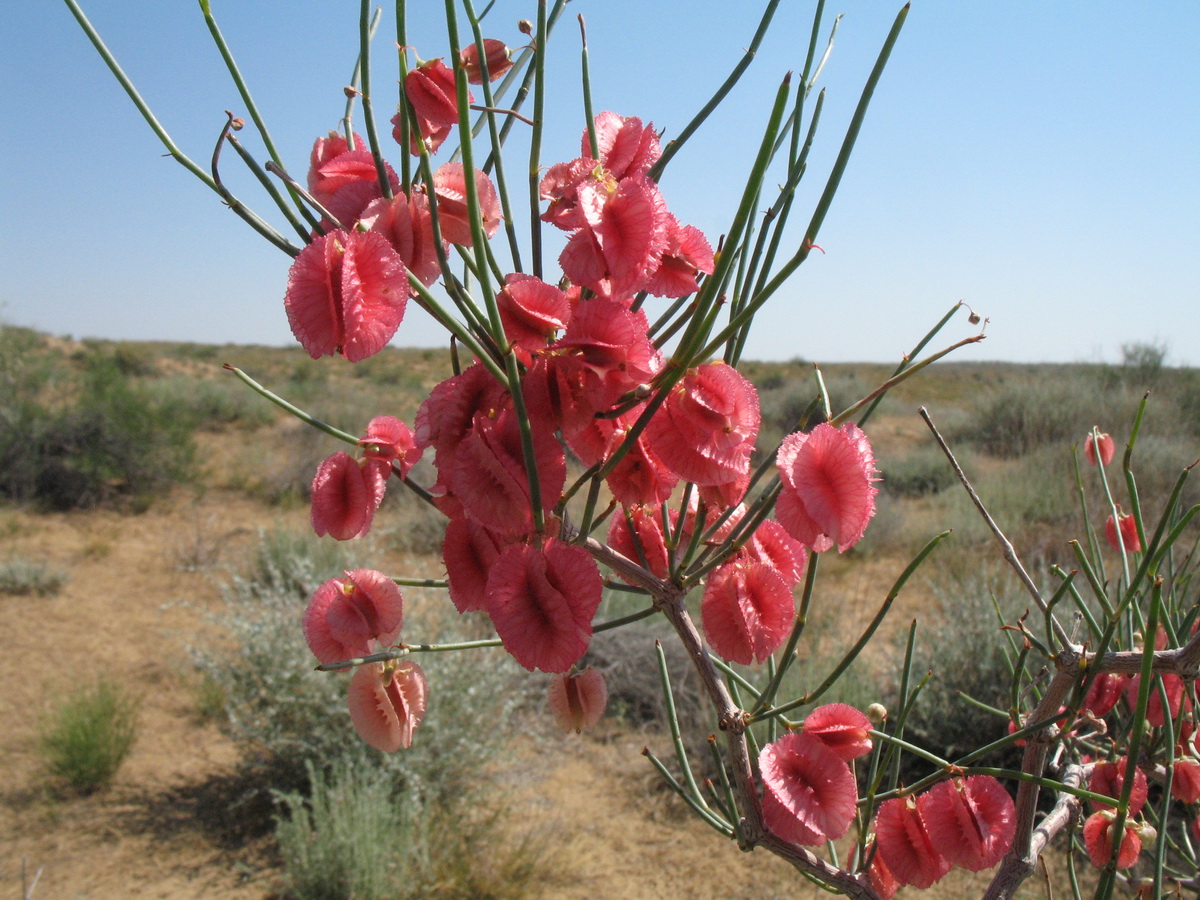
[3,1,1197,365]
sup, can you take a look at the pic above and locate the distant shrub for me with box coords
[951,373,1137,459]
[145,376,276,431]
[0,556,68,596]
[879,445,960,498]
[0,351,196,510]
[41,679,138,794]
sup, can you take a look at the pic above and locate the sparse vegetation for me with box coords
[40,679,139,794]
[0,555,68,596]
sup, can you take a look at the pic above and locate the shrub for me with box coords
[0,556,68,596]
[0,350,196,510]
[41,679,138,794]
[879,444,960,498]
[275,759,415,900]
[190,529,527,798]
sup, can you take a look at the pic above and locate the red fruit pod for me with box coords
[548,668,608,733]
[645,362,760,488]
[606,505,671,581]
[401,57,467,155]
[776,422,879,554]
[347,661,428,752]
[460,38,512,84]
[303,569,404,668]
[358,416,422,476]
[873,796,952,889]
[485,540,603,673]
[1084,431,1116,467]
[496,275,571,351]
[759,732,858,845]
[284,229,410,363]
[866,841,899,900]
[432,162,502,246]
[310,452,388,541]
[1171,758,1200,803]
[1083,810,1141,870]
[701,559,794,666]
[801,703,873,762]
[1105,510,1142,552]
[1088,757,1149,815]
[442,516,507,614]
[588,111,661,181]
[918,776,1015,872]
[1082,671,1128,717]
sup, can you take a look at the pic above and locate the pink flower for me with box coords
[310,451,389,540]
[401,57,468,155]
[460,39,512,84]
[918,776,1015,872]
[348,660,428,752]
[759,732,858,845]
[485,540,603,673]
[358,416,421,476]
[702,559,794,665]
[873,796,951,889]
[1105,509,1141,552]
[645,362,760,487]
[303,569,405,667]
[1085,431,1116,467]
[432,162,502,246]
[776,422,879,553]
[284,229,411,362]
[801,703,873,762]
[548,668,608,733]
[1083,810,1141,869]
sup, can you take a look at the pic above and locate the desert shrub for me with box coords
[951,373,1124,458]
[275,759,416,900]
[144,375,276,431]
[40,679,138,794]
[886,563,1020,779]
[0,556,68,596]
[0,350,196,510]
[879,444,961,498]
[190,529,527,799]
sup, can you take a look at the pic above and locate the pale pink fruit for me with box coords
[1082,671,1128,717]
[358,416,421,476]
[776,422,879,553]
[702,560,794,666]
[485,540,602,673]
[646,362,760,487]
[873,796,951,889]
[919,776,1015,872]
[310,452,388,540]
[589,112,661,181]
[802,703,873,762]
[348,661,428,752]
[284,229,410,363]
[460,39,512,84]
[1105,509,1141,552]
[357,191,442,287]
[606,505,671,580]
[432,162,502,246]
[548,668,608,733]
[1083,810,1141,869]
[441,516,507,613]
[1085,431,1116,466]
[643,215,715,298]
[1172,758,1200,803]
[759,732,858,845]
[401,57,468,155]
[303,569,404,667]
[1088,757,1148,815]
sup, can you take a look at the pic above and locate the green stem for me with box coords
[357,0,391,199]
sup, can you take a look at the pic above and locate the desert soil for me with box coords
[0,481,998,900]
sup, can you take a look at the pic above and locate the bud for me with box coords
[518,19,533,35]
[968,311,981,325]
[867,702,888,724]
